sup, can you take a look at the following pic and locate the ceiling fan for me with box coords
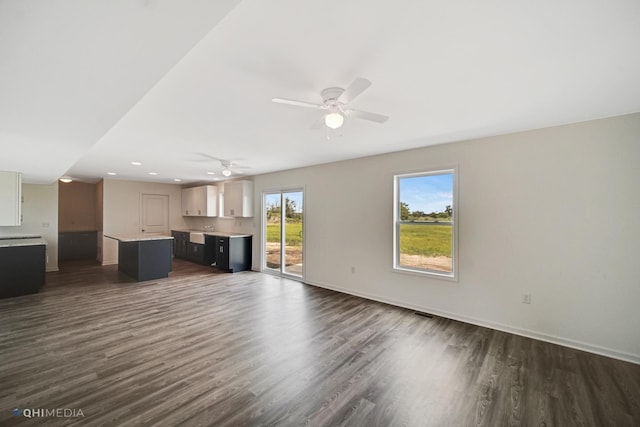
[272,77,389,129]
[196,153,249,177]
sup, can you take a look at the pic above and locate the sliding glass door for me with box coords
[263,190,304,278]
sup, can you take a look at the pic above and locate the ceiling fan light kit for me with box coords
[324,112,344,129]
[196,153,249,178]
[272,77,389,130]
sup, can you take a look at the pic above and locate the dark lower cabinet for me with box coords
[172,230,251,272]
[172,231,206,265]
[58,231,97,261]
[117,239,173,282]
[209,235,252,273]
[0,244,46,298]
[171,231,189,258]
[187,242,205,264]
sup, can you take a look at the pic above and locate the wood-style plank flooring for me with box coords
[1,259,639,426]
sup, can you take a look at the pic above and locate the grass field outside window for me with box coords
[394,169,457,278]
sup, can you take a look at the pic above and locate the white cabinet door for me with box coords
[181,187,195,216]
[181,185,217,217]
[203,185,217,217]
[224,180,253,217]
[0,171,21,226]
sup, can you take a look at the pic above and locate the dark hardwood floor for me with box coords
[0,259,639,426]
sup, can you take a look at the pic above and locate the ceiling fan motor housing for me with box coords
[321,87,345,103]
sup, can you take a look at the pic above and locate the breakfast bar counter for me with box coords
[105,234,173,282]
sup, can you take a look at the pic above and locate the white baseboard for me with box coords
[305,279,640,365]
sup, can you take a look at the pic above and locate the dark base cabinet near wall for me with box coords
[205,234,252,273]
[172,230,251,272]
[58,231,97,261]
[171,231,206,265]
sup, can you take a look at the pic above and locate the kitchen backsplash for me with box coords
[182,216,255,235]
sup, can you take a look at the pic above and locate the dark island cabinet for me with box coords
[0,242,46,298]
[117,238,173,282]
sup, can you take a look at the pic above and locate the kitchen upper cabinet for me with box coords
[181,187,196,216]
[223,180,253,217]
[0,171,22,226]
[181,185,217,217]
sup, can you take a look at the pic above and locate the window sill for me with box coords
[392,266,458,282]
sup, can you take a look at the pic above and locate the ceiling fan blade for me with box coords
[346,109,389,123]
[272,98,325,110]
[338,78,371,105]
[197,152,225,162]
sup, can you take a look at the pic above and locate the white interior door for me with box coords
[141,194,169,234]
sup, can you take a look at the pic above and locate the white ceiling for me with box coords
[2,0,639,184]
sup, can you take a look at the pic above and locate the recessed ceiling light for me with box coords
[173,178,182,182]
[107,172,117,176]
[148,172,158,175]
[207,171,215,175]
[131,161,142,166]
[59,177,73,183]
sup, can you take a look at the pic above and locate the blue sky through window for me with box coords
[399,173,453,213]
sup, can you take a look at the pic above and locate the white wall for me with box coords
[251,113,640,363]
[101,179,188,265]
[0,183,59,271]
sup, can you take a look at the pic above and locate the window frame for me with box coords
[393,167,458,281]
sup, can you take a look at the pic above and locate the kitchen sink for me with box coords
[189,232,205,244]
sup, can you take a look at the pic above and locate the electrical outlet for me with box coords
[351,266,356,274]
[522,293,532,304]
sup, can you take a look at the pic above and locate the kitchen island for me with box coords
[105,234,173,282]
[0,237,47,298]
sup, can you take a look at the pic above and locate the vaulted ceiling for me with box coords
[2,0,639,184]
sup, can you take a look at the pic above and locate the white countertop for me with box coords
[105,234,173,242]
[0,237,48,248]
[172,229,252,238]
[205,231,252,238]
[0,234,41,239]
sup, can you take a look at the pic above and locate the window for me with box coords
[393,169,457,279]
